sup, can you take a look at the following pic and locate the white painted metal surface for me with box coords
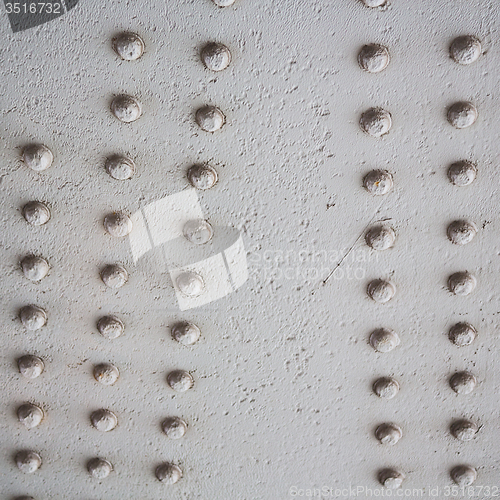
[1,0,499,497]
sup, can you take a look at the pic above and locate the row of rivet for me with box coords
[442,25,481,490]
[13,1,232,492]
[359,6,482,489]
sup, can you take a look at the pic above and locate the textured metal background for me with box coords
[1,0,499,498]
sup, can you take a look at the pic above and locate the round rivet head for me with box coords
[162,417,188,439]
[375,423,403,445]
[373,377,399,399]
[447,102,477,129]
[19,305,47,331]
[21,256,49,281]
[15,450,41,474]
[111,94,142,123]
[18,355,44,379]
[101,264,128,288]
[450,419,478,441]
[358,44,390,73]
[449,322,477,347]
[104,212,133,237]
[448,160,477,186]
[450,36,481,65]
[196,106,225,132]
[167,370,194,392]
[87,458,113,479]
[448,271,476,296]
[90,409,118,432]
[17,403,43,429]
[22,201,50,226]
[201,42,231,71]
[187,164,218,190]
[113,32,144,61]
[363,170,393,195]
[183,219,213,245]
[370,328,400,353]
[93,363,119,385]
[359,107,392,137]
[378,469,404,489]
[367,279,396,303]
[105,155,135,180]
[450,371,477,394]
[451,465,477,486]
[155,462,183,484]
[176,271,205,297]
[365,224,395,250]
[22,144,53,172]
[447,220,477,245]
[171,321,201,346]
[97,315,124,339]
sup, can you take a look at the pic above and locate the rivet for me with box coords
[367,279,396,303]
[105,155,135,180]
[378,469,404,489]
[450,371,477,394]
[375,423,402,445]
[22,144,53,172]
[449,322,477,347]
[450,419,478,441]
[93,363,119,385]
[187,164,218,190]
[101,264,128,288]
[104,212,133,237]
[183,219,213,245]
[97,315,124,339]
[17,403,43,429]
[373,377,399,399]
[365,224,395,250]
[369,328,400,353]
[201,42,231,71]
[362,0,386,6]
[447,220,477,245]
[363,170,393,195]
[19,305,47,331]
[110,95,142,123]
[155,462,183,484]
[450,465,477,486]
[171,321,201,346]
[112,32,145,61]
[448,160,477,187]
[21,256,49,281]
[448,271,476,296]
[450,36,481,65]
[18,355,44,379]
[90,409,118,432]
[359,107,392,137]
[195,105,225,132]
[167,370,194,392]
[22,201,50,226]
[176,271,205,297]
[162,416,188,439]
[15,450,41,474]
[87,457,113,479]
[358,44,390,73]
[447,102,477,129]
